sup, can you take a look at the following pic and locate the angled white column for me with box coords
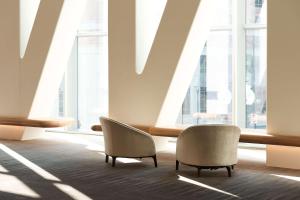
[110,0,217,127]
[0,0,86,140]
[20,0,64,118]
[156,0,217,126]
[21,0,87,118]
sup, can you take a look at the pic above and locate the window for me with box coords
[245,0,266,129]
[178,0,267,129]
[178,0,233,125]
[52,0,108,132]
[182,89,191,115]
[77,36,108,131]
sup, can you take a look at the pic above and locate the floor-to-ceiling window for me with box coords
[52,0,108,132]
[178,0,267,130]
[51,0,266,132]
[245,0,266,129]
[178,0,233,125]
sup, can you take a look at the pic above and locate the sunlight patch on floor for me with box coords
[178,175,240,198]
[117,158,142,163]
[97,152,142,164]
[238,148,266,163]
[0,164,9,173]
[0,144,60,182]
[0,144,93,200]
[85,144,104,152]
[0,173,40,198]
[271,174,300,182]
[43,132,104,153]
[54,183,92,200]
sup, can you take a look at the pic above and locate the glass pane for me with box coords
[178,31,232,125]
[51,78,65,118]
[246,0,267,24]
[77,36,108,131]
[51,0,108,132]
[79,0,108,32]
[50,42,78,125]
[212,0,232,26]
[245,29,267,129]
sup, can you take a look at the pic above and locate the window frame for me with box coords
[178,0,267,130]
[233,0,267,129]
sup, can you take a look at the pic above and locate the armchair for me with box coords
[100,117,157,167]
[176,125,240,177]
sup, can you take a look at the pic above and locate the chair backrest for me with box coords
[99,117,155,157]
[176,125,241,166]
[100,117,131,155]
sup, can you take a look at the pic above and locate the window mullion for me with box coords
[232,0,246,128]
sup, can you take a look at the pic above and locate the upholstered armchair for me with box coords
[176,125,240,177]
[100,117,157,167]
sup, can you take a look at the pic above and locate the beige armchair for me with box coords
[100,117,157,167]
[176,125,240,177]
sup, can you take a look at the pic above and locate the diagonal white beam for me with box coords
[20,0,87,118]
[110,0,217,126]
[156,0,218,126]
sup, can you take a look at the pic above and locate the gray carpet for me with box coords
[0,135,299,200]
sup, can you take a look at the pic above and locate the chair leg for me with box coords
[176,160,179,171]
[112,157,116,167]
[231,165,234,170]
[197,167,201,177]
[226,166,231,177]
[152,155,158,167]
[105,155,109,163]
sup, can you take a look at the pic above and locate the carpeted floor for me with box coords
[0,132,299,200]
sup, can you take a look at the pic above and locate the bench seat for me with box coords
[0,117,73,128]
[91,124,300,147]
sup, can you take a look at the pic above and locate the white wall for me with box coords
[267,0,300,136]
[267,0,300,169]
[0,1,20,116]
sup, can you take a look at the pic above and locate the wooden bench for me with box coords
[91,124,300,148]
[0,117,73,128]
[0,117,74,140]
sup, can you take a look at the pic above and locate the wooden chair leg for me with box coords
[176,160,179,171]
[226,166,231,177]
[112,157,116,167]
[197,167,201,177]
[105,155,109,163]
[231,165,234,170]
[152,155,158,167]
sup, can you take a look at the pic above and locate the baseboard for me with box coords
[0,125,44,140]
[267,145,300,170]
